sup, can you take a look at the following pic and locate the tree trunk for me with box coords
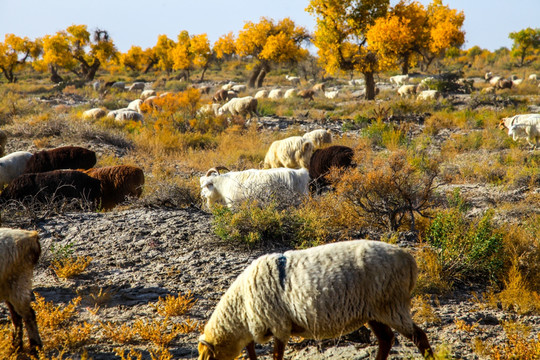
[363,72,376,100]
[49,64,64,84]
[143,61,156,74]
[0,66,15,83]
[401,53,410,75]
[256,62,270,88]
[199,64,208,82]
[248,63,262,88]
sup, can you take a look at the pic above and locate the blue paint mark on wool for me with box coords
[277,255,287,289]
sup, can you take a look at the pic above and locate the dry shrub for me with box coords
[415,245,452,294]
[151,292,197,317]
[0,324,17,359]
[133,318,188,347]
[50,256,92,279]
[116,347,173,360]
[100,321,136,344]
[453,318,479,333]
[141,89,201,132]
[332,148,439,231]
[485,321,540,359]
[412,295,441,324]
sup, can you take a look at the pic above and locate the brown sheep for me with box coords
[212,89,229,102]
[0,228,42,354]
[84,165,145,210]
[309,145,354,194]
[496,79,513,90]
[297,89,315,101]
[24,146,96,174]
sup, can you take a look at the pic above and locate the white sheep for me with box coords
[0,129,7,156]
[198,240,433,360]
[389,74,409,86]
[0,151,33,187]
[222,82,235,91]
[499,114,540,130]
[417,90,441,101]
[0,228,42,353]
[82,108,107,120]
[231,84,247,93]
[283,89,296,99]
[512,78,523,86]
[285,75,300,86]
[263,136,314,170]
[397,84,417,98]
[254,90,268,99]
[489,76,501,86]
[528,74,537,82]
[198,103,221,117]
[268,89,283,100]
[324,90,339,99]
[110,81,126,91]
[508,123,540,148]
[140,89,156,101]
[218,96,259,120]
[127,99,143,113]
[128,82,145,91]
[302,129,332,148]
[108,109,144,122]
[200,167,309,209]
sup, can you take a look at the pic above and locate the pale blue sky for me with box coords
[1,0,539,53]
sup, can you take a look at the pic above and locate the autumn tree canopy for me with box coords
[235,17,310,88]
[509,27,540,66]
[39,25,117,82]
[121,45,158,74]
[0,34,42,83]
[213,32,236,61]
[169,31,211,81]
[307,0,389,99]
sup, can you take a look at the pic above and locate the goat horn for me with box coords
[205,166,230,177]
[198,339,216,356]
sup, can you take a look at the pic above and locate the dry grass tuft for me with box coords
[100,321,136,344]
[50,256,93,279]
[151,292,197,317]
[412,295,441,324]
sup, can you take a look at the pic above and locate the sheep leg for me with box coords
[22,306,42,352]
[407,324,434,359]
[6,301,23,350]
[273,337,285,360]
[368,320,395,360]
[246,341,257,360]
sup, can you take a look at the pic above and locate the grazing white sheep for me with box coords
[128,82,145,91]
[285,75,300,86]
[0,129,8,156]
[140,89,156,100]
[231,84,247,93]
[222,82,235,91]
[324,90,339,99]
[0,151,33,187]
[417,90,441,101]
[508,123,540,148]
[200,167,309,209]
[397,84,417,98]
[198,103,221,117]
[82,108,107,120]
[0,228,42,354]
[268,89,283,100]
[254,90,268,99]
[283,89,297,99]
[198,240,433,360]
[264,136,314,170]
[489,76,501,86]
[528,74,537,82]
[499,114,540,130]
[512,78,523,86]
[390,74,409,86]
[108,109,144,122]
[110,81,126,91]
[127,99,143,113]
[302,129,332,148]
[218,96,259,120]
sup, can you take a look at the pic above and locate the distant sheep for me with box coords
[200,166,309,209]
[218,96,259,120]
[309,145,354,193]
[263,136,314,170]
[198,103,221,116]
[221,82,235,91]
[110,109,144,122]
[0,228,42,354]
[84,165,144,210]
[268,89,283,100]
[397,84,417,98]
[254,90,269,99]
[128,82,145,91]
[24,146,96,174]
[324,90,339,99]
[0,170,102,205]
[499,114,540,130]
[127,99,143,113]
[110,81,126,91]
[0,129,7,156]
[0,151,33,188]
[283,89,296,99]
[508,123,540,148]
[417,90,441,101]
[512,78,523,86]
[390,74,409,86]
[198,240,433,360]
[489,76,501,86]
[496,79,513,89]
[297,89,315,101]
[285,75,300,86]
[140,89,157,100]
[312,83,325,92]
[82,108,107,120]
[528,74,537,82]
[231,84,247,93]
[302,129,332,148]
[213,89,237,102]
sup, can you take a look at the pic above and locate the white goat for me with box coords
[324,90,339,99]
[0,151,33,187]
[508,123,540,148]
[198,240,433,360]
[397,84,417,98]
[0,228,42,353]
[200,167,309,209]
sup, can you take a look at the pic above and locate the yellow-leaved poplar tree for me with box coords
[169,31,212,81]
[0,34,42,83]
[213,32,236,61]
[121,45,158,74]
[307,0,389,100]
[235,17,310,88]
[39,25,117,82]
[154,34,176,74]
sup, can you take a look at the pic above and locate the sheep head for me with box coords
[198,335,243,360]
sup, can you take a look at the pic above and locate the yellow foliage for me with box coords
[50,256,92,279]
[151,292,197,317]
[133,317,187,347]
[100,321,136,344]
[33,294,81,330]
[213,32,236,59]
[488,321,540,360]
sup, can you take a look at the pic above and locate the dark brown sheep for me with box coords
[83,165,145,210]
[0,170,102,205]
[212,89,229,102]
[24,146,96,174]
[496,79,513,90]
[309,145,355,194]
